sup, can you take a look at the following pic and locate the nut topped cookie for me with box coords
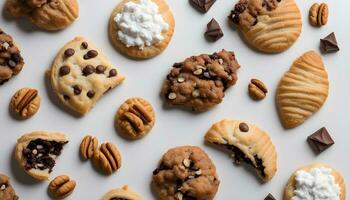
[152,146,220,200]
[109,0,175,59]
[229,0,302,53]
[205,119,277,182]
[48,37,125,115]
[0,174,19,200]
[15,131,68,180]
[102,185,143,200]
[161,50,240,111]
[10,88,41,119]
[5,0,79,31]
[0,29,24,85]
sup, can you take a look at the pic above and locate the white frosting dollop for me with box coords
[114,0,169,49]
[292,167,341,200]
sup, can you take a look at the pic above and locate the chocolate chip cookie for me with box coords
[152,146,220,200]
[161,50,240,111]
[0,174,19,200]
[0,29,24,85]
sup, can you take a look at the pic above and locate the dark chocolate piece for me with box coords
[205,18,223,41]
[239,122,249,132]
[264,193,276,200]
[190,0,216,13]
[307,127,334,154]
[320,32,339,53]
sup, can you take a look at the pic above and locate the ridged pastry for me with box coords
[277,51,329,129]
[204,119,277,182]
[229,0,302,53]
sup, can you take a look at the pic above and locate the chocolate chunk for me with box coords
[307,127,334,154]
[239,122,249,132]
[83,65,95,76]
[87,90,95,98]
[264,193,276,200]
[64,48,75,57]
[63,95,70,100]
[109,69,117,77]
[72,85,82,95]
[205,18,224,41]
[96,65,106,74]
[320,32,339,53]
[81,42,88,49]
[59,66,70,76]
[84,50,98,59]
[11,53,21,63]
[190,0,216,13]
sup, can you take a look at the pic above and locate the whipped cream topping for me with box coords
[292,167,341,200]
[114,0,169,49]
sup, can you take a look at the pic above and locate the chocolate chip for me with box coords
[11,53,21,63]
[264,193,276,200]
[84,50,98,59]
[87,90,95,98]
[307,127,334,154]
[72,85,82,95]
[63,95,70,100]
[205,18,224,41]
[320,32,339,53]
[64,48,75,57]
[81,42,88,49]
[8,60,16,68]
[108,69,117,77]
[83,65,95,76]
[59,66,70,76]
[190,0,216,13]
[239,122,249,132]
[96,65,106,74]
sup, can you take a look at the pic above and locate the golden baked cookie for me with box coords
[229,0,302,53]
[0,173,19,200]
[10,88,41,119]
[48,37,125,115]
[15,131,68,180]
[115,98,155,139]
[284,163,346,200]
[102,185,143,200]
[277,51,329,129]
[5,0,79,31]
[205,119,277,182]
[108,0,175,59]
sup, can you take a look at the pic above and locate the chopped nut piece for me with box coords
[183,158,191,167]
[168,93,177,100]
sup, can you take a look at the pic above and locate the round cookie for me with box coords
[0,174,19,200]
[102,185,143,200]
[108,0,175,59]
[229,0,302,53]
[152,146,220,200]
[10,88,41,119]
[115,98,155,139]
[284,163,346,200]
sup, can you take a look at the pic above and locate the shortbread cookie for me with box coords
[229,0,302,53]
[48,37,125,115]
[284,163,346,200]
[277,51,329,129]
[102,185,143,200]
[15,131,68,180]
[115,98,155,139]
[5,0,79,31]
[205,119,277,182]
[0,174,19,200]
[161,50,240,111]
[152,146,220,200]
[0,29,24,85]
[109,0,175,59]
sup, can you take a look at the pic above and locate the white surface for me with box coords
[0,0,349,199]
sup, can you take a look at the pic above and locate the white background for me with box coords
[0,0,349,199]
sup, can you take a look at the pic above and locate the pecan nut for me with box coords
[10,88,41,118]
[309,3,328,26]
[80,135,98,160]
[248,79,268,100]
[48,175,76,199]
[93,142,121,174]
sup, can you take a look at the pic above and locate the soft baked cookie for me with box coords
[115,97,155,139]
[0,174,19,200]
[152,146,220,200]
[0,29,24,85]
[277,51,329,129]
[284,163,346,200]
[109,0,175,59]
[161,50,240,111]
[102,185,143,200]
[205,119,277,182]
[15,131,68,180]
[48,37,125,115]
[229,0,302,53]
[5,0,79,31]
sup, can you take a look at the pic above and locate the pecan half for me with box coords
[10,88,41,118]
[80,135,98,160]
[248,79,268,100]
[93,142,121,174]
[48,175,76,199]
[309,3,328,26]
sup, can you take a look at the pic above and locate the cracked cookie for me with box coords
[10,88,41,119]
[277,51,329,129]
[48,37,125,115]
[0,174,19,200]
[161,50,240,112]
[15,131,68,180]
[229,0,302,53]
[152,146,220,200]
[5,0,79,31]
[115,98,155,139]
[102,185,143,200]
[205,119,277,182]
[0,29,24,85]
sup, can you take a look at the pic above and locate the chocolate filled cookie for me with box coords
[161,50,240,112]
[15,131,68,180]
[152,146,220,200]
[0,29,24,85]
[0,174,19,200]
